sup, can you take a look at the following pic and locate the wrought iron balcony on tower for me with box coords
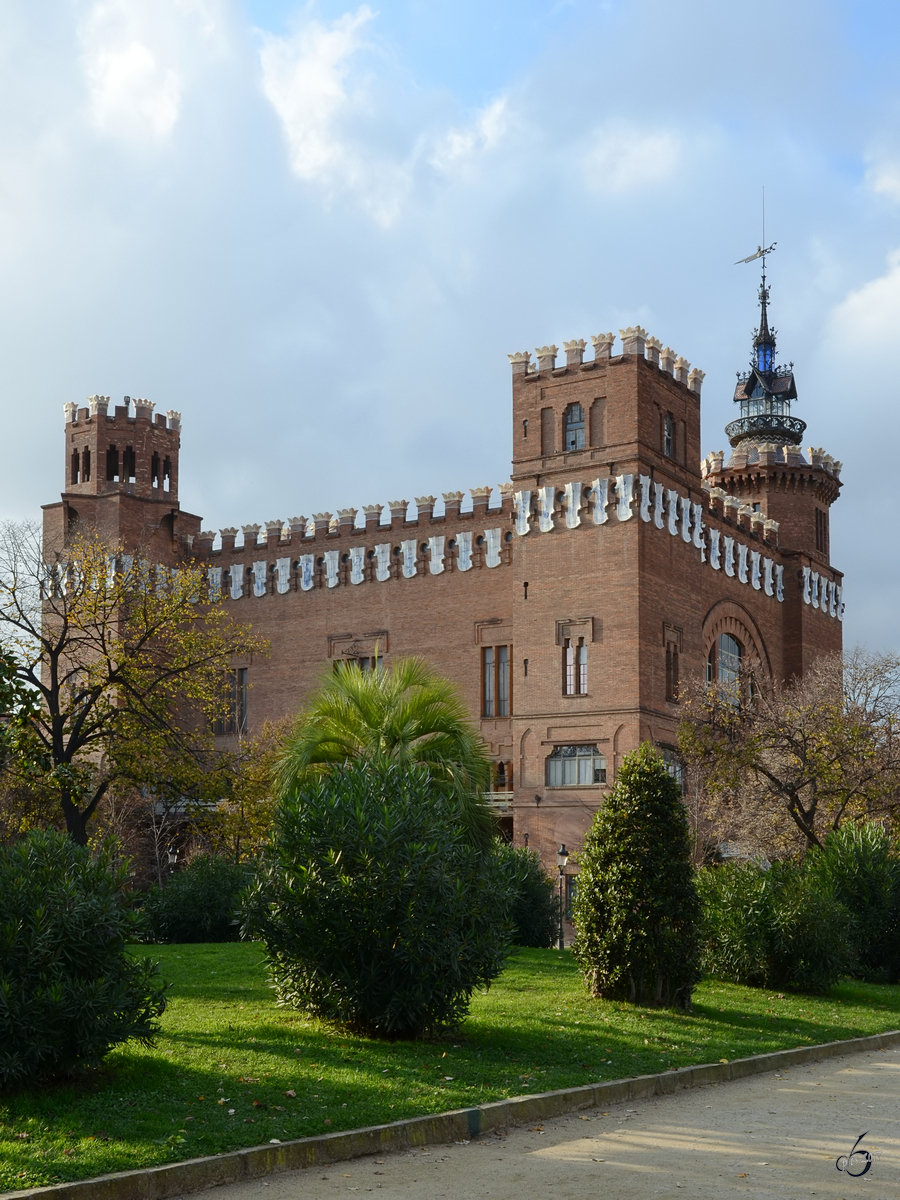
[725,412,807,447]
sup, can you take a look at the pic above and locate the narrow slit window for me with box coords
[482,646,495,718]
[71,449,80,485]
[497,645,509,717]
[163,456,172,492]
[123,446,136,483]
[106,445,120,482]
[664,412,675,457]
[563,638,574,695]
[666,644,680,701]
[82,448,91,482]
[576,638,587,694]
[151,451,161,489]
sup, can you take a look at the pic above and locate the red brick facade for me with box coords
[43,326,843,877]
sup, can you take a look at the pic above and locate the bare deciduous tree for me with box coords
[678,649,900,856]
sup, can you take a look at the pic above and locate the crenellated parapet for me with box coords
[508,329,703,392]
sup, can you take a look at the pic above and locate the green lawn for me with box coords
[3,944,900,1191]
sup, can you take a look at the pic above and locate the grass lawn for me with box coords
[3,944,900,1191]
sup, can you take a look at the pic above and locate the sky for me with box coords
[1,0,899,650]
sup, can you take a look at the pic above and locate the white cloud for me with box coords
[430,97,509,172]
[582,123,680,195]
[828,249,900,342]
[258,7,374,183]
[866,159,900,202]
[79,0,221,143]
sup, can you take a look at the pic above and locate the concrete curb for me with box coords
[6,1029,900,1200]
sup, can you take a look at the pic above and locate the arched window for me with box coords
[563,403,585,451]
[707,633,742,689]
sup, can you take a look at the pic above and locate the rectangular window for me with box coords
[215,668,248,735]
[564,638,587,695]
[666,644,679,702]
[497,645,509,717]
[664,412,674,457]
[815,508,828,555]
[546,744,607,787]
[482,646,495,718]
[540,407,556,456]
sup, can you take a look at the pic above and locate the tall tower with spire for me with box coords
[703,254,843,675]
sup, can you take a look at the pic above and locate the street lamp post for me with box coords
[557,844,569,951]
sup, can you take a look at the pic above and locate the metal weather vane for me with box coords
[735,242,777,265]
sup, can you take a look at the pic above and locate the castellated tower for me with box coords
[42,395,201,561]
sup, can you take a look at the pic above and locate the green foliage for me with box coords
[245,760,512,1037]
[0,831,167,1088]
[572,743,702,1008]
[806,822,900,983]
[697,858,854,994]
[141,855,252,944]
[494,842,559,948]
[274,657,495,850]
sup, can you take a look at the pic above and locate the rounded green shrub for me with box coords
[0,831,167,1088]
[494,842,559,948]
[244,761,512,1037]
[571,743,702,1008]
[141,855,252,943]
[697,858,853,993]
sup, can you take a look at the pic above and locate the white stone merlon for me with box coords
[763,518,779,542]
[415,496,437,520]
[619,326,648,356]
[707,450,725,473]
[498,482,515,502]
[265,521,283,540]
[807,446,824,468]
[133,397,155,420]
[387,501,408,523]
[63,402,77,422]
[313,512,332,532]
[535,345,558,372]
[688,367,705,395]
[241,524,261,547]
[832,460,843,478]
[563,339,586,367]
[645,336,662,366]
[89,395,109,418]
[659,346,676,374]
[337,508,358,529]
[674,356,690,384]
[591,332,616,360]
[166,410,181,429]
[508,351,531,375]
[289,516,307,538]
[362,504,383,525]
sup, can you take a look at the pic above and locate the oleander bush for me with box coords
[495,842,560,948]
[244,760,512,1037]
[697,857,853,994]
[0,831,167,1088]
[572,743,702,1009]
[141,854,252,944]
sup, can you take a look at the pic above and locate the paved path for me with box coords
[177,1048,900,1199]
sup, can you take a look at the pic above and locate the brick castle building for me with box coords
[44,272,843,886]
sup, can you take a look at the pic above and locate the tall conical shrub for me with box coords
[572,743,701,1008]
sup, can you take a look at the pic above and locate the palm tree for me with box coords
[274,657,495,850]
